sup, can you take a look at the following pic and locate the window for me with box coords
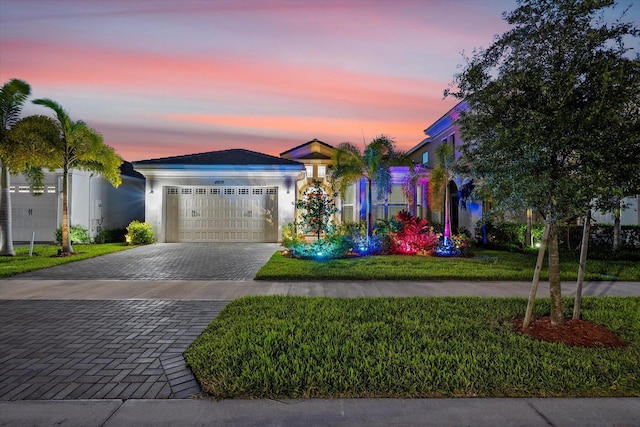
[252,188,264,195]
[195,188,207,195]
[181,188,192,195]
[266,188,277,195]
[210,188,221,195]
[224,188,235,195]
[19,186,30,193]
[167,187,178,195]
[239,188,249,195]
[422,152,429,165]
[47,186,56,193]
[317,165,326,178]
[341,184,355,222]
[305,165,314,178]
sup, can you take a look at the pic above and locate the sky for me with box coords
[1,0,638,162]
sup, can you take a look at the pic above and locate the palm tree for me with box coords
[330,135,399,238]
[402,142,456,244]
[32,98,123,254]
[0,79,31,256]
[430,142,456,244]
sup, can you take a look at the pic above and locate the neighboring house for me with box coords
[407,100,639,230]
[132,149,304,243]
[10,162,145,243]
[592,198,640,226]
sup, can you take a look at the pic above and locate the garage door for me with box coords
[165,186,278,242]
[10,185,58,242]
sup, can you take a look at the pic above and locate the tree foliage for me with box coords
[0,79,53,255]
[32,98,123,254]
[447,0,640,324]
[295,180,339,239]
[330,135,405,237]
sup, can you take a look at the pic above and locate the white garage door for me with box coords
[10,185,58,242]
[165,186,278,242]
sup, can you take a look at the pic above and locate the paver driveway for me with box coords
[1,243,280,401]
[9,243,281,280]
[0,300,227,400]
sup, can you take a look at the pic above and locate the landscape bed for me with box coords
[254,249,640,281]
[185,295,640,399]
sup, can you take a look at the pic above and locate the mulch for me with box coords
[512,316,628,348]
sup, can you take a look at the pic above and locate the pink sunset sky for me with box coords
[1,0,638,162]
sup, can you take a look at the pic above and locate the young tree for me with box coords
[447,0,640,325]
[0,79,55,256]
[32,98,123,254]
[295,180,339,239]
[330,135,403,238]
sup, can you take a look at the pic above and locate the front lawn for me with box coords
[185,295,640,399]
[255,249,640,281]
[0,243,132,278]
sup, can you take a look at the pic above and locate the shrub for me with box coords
[281,222,305,249]
[94,227,127,244]
[387,210,439,255]
[125,221,155,245]
[289,235,351,260]
[55,225,90,244]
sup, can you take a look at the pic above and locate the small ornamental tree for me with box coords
[295,180,339,239]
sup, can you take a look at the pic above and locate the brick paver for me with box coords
[0,300,227,400]
[9,243,280,280]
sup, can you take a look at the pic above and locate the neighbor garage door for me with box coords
[165,186,278,242]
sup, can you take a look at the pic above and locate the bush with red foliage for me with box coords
[388,210,440,255]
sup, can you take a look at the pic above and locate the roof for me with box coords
[407,100,468,155]
[120,161,145,179]
[133,149,302,167]
[279,138,335,157]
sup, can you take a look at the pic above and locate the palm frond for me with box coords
[32,98,73,137]
[1,79,31,131]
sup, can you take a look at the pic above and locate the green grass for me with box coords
[255,249,640,281]
[0,243,132,278]
[185,295,640,399]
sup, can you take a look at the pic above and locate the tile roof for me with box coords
[133,149,302,167]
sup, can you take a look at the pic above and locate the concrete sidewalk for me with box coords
[2,278,639,300]
[2,397,640,426]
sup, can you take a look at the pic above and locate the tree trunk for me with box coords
[613,204,621,251]
[61,167,73,254]
[548,223,564,325]
[0,164,16,256]
[526,208,533,248]
[573,211,591,320]
[444,180,451,243]
[523,221,550,328]
[367,178,373,239]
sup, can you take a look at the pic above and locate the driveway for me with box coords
[0,299,227,400]
[9,243,281,280]
[1,243,279,401]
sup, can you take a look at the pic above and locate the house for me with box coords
[407,100,639,231]
[132,149,304,243]
[405,101,483,234]
[281,138,410,227]
[9,162,145,243]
